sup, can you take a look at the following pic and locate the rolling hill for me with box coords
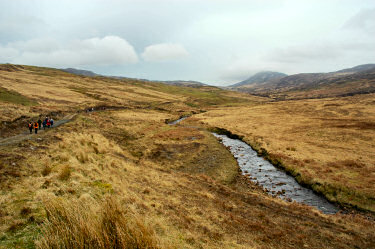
[61,68,99,77]
[231,64,375,99]
[230,71,287,88]
[61,67,207,88]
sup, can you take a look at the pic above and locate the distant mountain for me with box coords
[60,68,207,88]
[62,68,99,77]
[336,64,375,73]
[232,64,375,99]
[158,80,207,87]
[230,71,287,88]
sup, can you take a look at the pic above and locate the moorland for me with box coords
[0,64,374,248]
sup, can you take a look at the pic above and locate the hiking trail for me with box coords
[0,113,76,146]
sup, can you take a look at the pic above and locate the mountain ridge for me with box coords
[62,68,99,77]
[231,64,375,99]
[230,71,287,88]
[60,68,207,88]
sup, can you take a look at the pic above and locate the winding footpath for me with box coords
[0,113,76,146]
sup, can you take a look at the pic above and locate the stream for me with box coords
[212,133,339,214]
[168,116,189,125]
[169,116,339,214]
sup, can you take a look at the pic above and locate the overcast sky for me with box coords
[0,0,374,85]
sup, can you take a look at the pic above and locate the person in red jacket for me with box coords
[34,122,39,134]
[28,122,33,134]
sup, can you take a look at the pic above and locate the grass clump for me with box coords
[77,151,89,163]
[92,180,114,194]
[20,207,32,217]
[36,197,161,249]
[58,165,71,181]
[42,164,52,176]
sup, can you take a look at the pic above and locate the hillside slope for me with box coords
[0,64,258,137]
[230,71,287,88]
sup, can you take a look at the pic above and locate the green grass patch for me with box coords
[0,223,40,249]
[92,180,114,194]
[0,87,38,106]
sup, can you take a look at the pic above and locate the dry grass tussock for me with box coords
[36,197,161,249]
[195,94,375,211]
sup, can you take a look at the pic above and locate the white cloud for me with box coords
[0,36,138,67]
[0,45,19,61]
[9,38,60,53]
[142,43,188,62]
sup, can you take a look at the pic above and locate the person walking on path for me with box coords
[28,122,33,134]
[47,119,51,128]
[50,118,54,127]
[38,119,42,129]
[34,122,39,134]
[42,119,46,130]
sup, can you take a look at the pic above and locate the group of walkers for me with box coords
[28,117,54,134]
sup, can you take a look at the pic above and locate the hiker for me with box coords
[42,119,46,130]
[34,122,39,134]
[50,118,54,127]
[37,119,42,129]
[47,119,51,128]
[28,122,33,134]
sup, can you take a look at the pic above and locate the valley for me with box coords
[0,64,374,248]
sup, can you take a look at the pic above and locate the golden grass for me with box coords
[1,64,375,248]
[36,197,161,249]
[0,64,261,139]
[194,93,375,211]
[1,109,375,248]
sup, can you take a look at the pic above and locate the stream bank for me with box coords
[170,117,339,214]
[213,133,339,214]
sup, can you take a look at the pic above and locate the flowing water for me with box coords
[168,116,339,214]
[212,133,339,214]
[168,116,189,125]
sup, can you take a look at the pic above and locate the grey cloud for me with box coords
[0,45,19,61]
[9,38,60,53]
[266,44,341,63]
[0,36,138,67]
[142,43,189,62]
[343,8,375,33]
[1,0,375,85]
[0,10,47,43]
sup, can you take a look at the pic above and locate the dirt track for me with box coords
[0,114,76,146]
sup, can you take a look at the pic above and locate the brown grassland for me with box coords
[192,94,375,212]
[0,64,375,248]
